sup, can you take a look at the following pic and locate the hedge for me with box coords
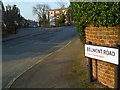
[70,2,120,43]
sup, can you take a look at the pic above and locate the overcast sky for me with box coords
[3,0,70,21]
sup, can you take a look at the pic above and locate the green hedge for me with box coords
[70,2,120,43]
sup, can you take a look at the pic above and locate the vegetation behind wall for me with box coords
[70,2,120,43]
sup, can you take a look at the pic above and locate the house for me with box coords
[48,8,71,26]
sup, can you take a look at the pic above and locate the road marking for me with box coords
[57,41,71,52]
[6,40,72,89]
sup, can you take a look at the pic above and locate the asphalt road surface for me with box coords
[2,26,77,88]
[11,38,86,88]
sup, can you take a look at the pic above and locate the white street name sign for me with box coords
[85,44,119,65]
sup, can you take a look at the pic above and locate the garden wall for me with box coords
[85,25,120,88]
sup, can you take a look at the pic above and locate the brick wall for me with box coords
[85,25,120,88]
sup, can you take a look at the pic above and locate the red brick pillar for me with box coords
[85,25,120,88]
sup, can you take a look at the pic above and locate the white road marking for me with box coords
[57,41,71,52]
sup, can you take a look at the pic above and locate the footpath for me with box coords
[10,38,107,88]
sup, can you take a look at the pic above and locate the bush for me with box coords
[6,25,17,34]
[70,2,120,43]
[55,13,66,27]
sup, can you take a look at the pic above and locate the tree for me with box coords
[4,5,21,26]
[0,1,5,22]
[1,1,5,31]
[12,5,21,25]
[3,4,24,34]
[0,1,5,11]
[56,13,65,26]
[33,4,50,26]
[40,14,49,27]
[59,13,65,24]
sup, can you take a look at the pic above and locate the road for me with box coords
[2,26,77,88]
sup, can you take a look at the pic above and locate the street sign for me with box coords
[85,44,119,65]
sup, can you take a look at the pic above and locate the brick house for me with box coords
[48,8,71,26]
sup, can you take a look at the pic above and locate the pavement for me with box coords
[10,38,107,88]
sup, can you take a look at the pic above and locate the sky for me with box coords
[3,0,70,21]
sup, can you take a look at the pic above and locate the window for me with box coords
[56,16,60,19]
[49,11,54,15]
[51,12,53,14]
[56,11,59,14]
[50,16,54,21]
[62,10,66,14]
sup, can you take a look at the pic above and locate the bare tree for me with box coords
[55,0,70,9]
[33,4,50,20]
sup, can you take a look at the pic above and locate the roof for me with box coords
[48,8,69,11]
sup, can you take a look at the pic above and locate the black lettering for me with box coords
[103,50,109,55]
[106,50,109,55]
[92,48,96,52]
[103,50,106,55]
[87,47,89,51]
[109,51,112,56]
[97,49,100,53]
[112,51,115,56]
[100,49,103,54]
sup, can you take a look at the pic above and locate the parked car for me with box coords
[32,25,38,28]
[28,24,38,28]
